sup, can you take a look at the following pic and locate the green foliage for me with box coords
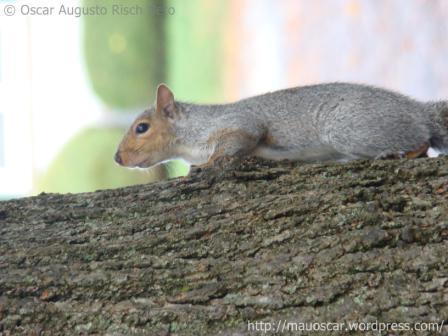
[166,159,190,177]
[83,0,165,109]
[37,128,165,193]
[166,0,228,102]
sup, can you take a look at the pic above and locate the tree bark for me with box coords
[0,157,447,335]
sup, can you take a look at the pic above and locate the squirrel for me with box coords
[114,83,448,170]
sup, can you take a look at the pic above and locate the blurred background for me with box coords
[0,0,448,199]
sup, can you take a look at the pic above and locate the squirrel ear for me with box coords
[156,84,177,120]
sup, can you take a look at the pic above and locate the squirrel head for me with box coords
[115,84,182,168]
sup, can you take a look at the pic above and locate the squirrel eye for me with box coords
[135,123,149,134]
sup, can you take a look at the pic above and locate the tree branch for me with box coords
[1,157,447,335]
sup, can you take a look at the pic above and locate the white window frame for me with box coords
[0,15,33,198]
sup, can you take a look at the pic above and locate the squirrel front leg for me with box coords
[191,129,260,176]
[207,129,260,168]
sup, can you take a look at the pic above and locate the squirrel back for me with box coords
[115,83,448,169]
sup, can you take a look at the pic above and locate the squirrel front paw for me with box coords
[189,154,239,180]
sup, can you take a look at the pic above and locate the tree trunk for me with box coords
[1,157,447,335]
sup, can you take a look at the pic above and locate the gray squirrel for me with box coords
[114,82,448,169]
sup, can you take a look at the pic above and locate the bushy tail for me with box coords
[427,101,448,152]
[441,102,448,130]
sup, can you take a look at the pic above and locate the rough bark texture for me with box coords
[0,157,447,335]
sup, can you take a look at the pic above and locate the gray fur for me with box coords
[168,83,448,164]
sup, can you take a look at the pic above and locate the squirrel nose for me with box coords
[114,151,123,165]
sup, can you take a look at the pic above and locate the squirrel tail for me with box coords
[426,101,448,152]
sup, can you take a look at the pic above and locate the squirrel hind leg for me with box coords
[404,142,430,159]
[374,150,406,160]
[375,142,430,160]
